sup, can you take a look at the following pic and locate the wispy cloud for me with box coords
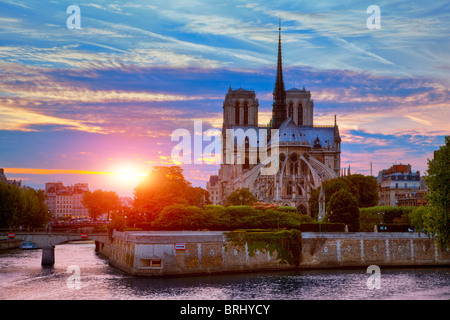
[0,0,448,194]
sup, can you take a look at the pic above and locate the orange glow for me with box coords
[111,164,149,188]
[4,168,113,175]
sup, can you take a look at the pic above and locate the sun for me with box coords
[113,165,148,185]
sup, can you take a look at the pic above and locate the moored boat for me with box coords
[20,241,40,250]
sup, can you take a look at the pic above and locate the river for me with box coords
[0,241,449,300]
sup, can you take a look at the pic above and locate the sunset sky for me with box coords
[0,0,449,197]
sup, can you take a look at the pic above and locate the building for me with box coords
[396,190,428,207]
[377,164,425,207]
[0,168,22,187]
[206,175,220,205]
[0,168,6,184]
[213,26,341,215]
[45,182,89,218]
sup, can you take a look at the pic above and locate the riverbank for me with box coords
[98,231,450,277]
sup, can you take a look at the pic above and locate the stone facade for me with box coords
[45,182,89,218]
[106,231,450,276]
[377,164,425,207]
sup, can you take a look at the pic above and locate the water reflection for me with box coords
[0,242,449,300]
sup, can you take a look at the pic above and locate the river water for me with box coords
[0,241,449,300]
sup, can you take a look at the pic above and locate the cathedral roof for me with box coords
[300,126,336,148]
[267,119,336,148]
[278,118,304,143]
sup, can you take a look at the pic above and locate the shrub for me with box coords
[359,206,415,231]
[153,204,203,230]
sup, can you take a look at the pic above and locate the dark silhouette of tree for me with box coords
[327,188,360,231]
[0,183,50,228]
[225,188,257,206]
[82,189,119,220]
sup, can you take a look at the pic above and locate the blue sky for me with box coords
[0,0,449,196]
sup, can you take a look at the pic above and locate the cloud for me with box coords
[0,0,448,194]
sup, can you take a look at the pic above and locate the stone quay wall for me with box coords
[0,239,22,250]
[100,231,450,276]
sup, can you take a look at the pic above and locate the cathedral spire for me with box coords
[272,19,287,129]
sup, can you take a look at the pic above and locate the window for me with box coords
[243,101,249,125]
[288,101,293,119]
[243,137,250,169]
[297,103,303,125]
[139,259,162,269]
[234,101,240,124]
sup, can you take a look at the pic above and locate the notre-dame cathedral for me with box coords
[208,26,341,216]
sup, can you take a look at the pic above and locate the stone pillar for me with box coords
[42,246,55,265]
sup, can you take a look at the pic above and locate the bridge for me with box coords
[0,231,109,265]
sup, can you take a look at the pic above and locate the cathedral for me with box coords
[209,26,341,216]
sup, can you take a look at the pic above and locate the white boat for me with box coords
[20,241,40,250]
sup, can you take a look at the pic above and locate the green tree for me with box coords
[309,178,351,218]
[327,188,360,231]
[186,186,211,207]
[409,206,427,234]
[133,166,208,221]
[225,188,257,206]
[0,183,50,228]
[309,175,379,218]
[82,189,119,220]
[344,174,379,208]
[26,189,51,227]
[423,136,450,248]
[153,204,203,230]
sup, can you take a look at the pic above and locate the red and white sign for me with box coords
[8,233,15,239]
[81,233,88,239]
[174,243,186,250]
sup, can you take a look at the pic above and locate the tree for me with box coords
[309,178,350,218]
[423,136,450,248]
[344,174,379,208]
[327,188,360,231]
[0,182,50,228]
[409,206,427,234]
[27,189,51,227]
[225,188,257,206]
[82,189,119,220]
[153,204,204,230]
[309,175,379,218]
[186,186,211,207]
[133,166,210,222]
